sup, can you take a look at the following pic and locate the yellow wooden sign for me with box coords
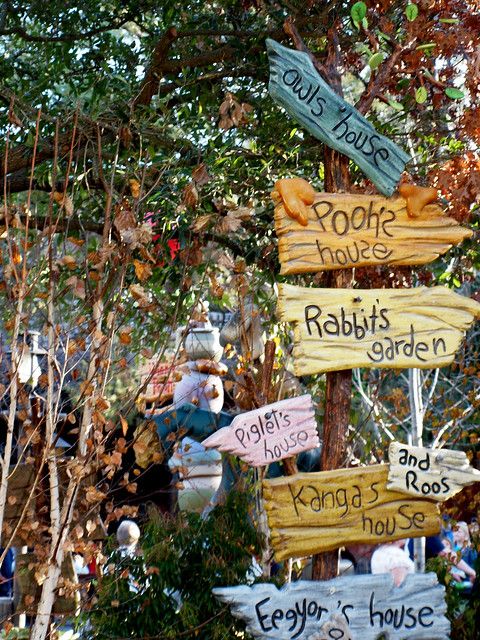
[273,190,472,274]
[263,465,441,561]
[277,284,480,375]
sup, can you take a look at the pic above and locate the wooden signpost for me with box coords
[263,464,440,561]
[277,283,480,375]
[273,190,473,274]
[266,39,410,196]
[214,573,450,640]
[202,395,319,467]
[388,441,480,501]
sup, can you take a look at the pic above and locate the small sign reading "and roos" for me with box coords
[388,442,480,501]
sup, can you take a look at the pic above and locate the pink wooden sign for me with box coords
[202,395,319,466]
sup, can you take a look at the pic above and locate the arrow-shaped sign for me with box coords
[388,441,480,501]
[202,395,319,467]
[213,573,450,640]
[267,39,410,196]
[277,284,480,375]
[273,188,473,274]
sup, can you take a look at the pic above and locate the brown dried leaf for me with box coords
[11,241,22,265]
[85,486,107,504]
[129,179,141,199]
[182,182,199,208]
[65,276,85,300]
[133,259,152,282]
[114,199,136,233]
[217,212,243,234]
[129,283,149,306]
[53,191,74,217]
[68,236,85,247]
[191,214,214,233]
[118,327,132,345]
[192,163,211,186]
[218,92,253,130]
[59,255,77,269]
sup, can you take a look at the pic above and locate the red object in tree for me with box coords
[167,238,180,260]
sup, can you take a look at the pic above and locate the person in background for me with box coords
[452,521,477,575]
[116,520,141,558]
[409,535,477,586]
[371,539,415,586]
[0,548,14,597]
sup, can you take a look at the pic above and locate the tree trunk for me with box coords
[29,563,62,640]
[312,147,353,581]
[408,368,426,572]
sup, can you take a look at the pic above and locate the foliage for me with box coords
[84,489,264,639]
[426,537,480,640]
[0,0,478,636]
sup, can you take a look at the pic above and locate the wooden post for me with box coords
[311,36,353,580]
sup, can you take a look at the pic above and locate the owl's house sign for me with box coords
[277,284,480,375]
[266,39,410,196]
[213,573,450,640]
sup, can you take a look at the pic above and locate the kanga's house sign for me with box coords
[277,284,480,375]
[272,188,472,274]
[263,464,440,561]
[266,39,410,196]
[388,441,480,501]
[213,573,450,640]
[202,395,319,467]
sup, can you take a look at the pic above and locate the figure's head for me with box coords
[441,537,452,551]
[116,520,141,547]
[453,521,470,546]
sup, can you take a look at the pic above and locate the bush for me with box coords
[426,543,479,640]
[83,489,264,639]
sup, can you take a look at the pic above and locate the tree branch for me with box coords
[356,39,417,115]
[133,27,179,108]
[0,14,135,43]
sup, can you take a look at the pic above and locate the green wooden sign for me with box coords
[266,39,410,196]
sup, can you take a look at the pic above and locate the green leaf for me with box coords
[388,99,404,111]
[368,52,385,70]
[445,87,465,100]
[415,86,428,104]
[351,1,367,28]
[416,43,436,51]
[405,3,419,21]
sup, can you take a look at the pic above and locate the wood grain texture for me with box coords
[263,465,441,561]
[274,192,472,274]
[213,573,450,639]
[202,395,319,467]
[388,441,480,501]
[266,39,410,196]
[277,284,480,375]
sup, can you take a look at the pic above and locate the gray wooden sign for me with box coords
[266,39,410,196]
[214,573,450,640]
[388,441,480,501]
